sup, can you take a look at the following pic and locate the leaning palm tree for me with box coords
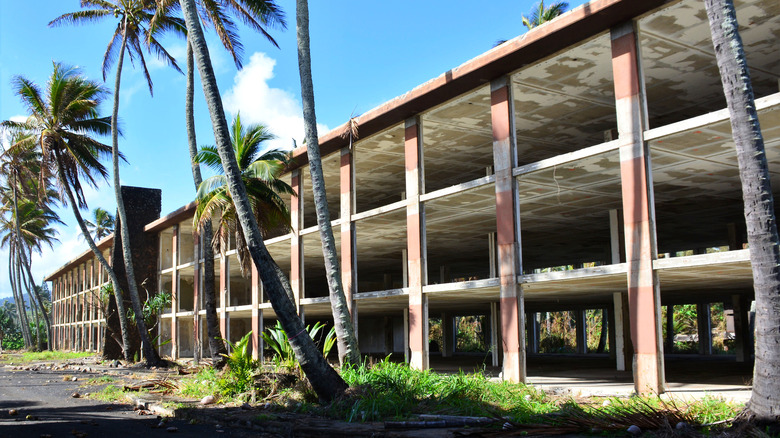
[84,207,115,241]
[522,1,568,30]
[1,62,135,360]
[296,0,361,366]
[152,0,285,366]
[179,0,347,401]
[704,0,780,420]
[193,114,294,276]
[50,0,184,366]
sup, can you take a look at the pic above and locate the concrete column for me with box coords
[697,302,712,355]
[171,225,179,360]
[731,294,748,362]
[192,230,201,365]
[488,232,497,278]
[526,312,538,354]
[290,169,303,310]
[405,116,429,371]
[609,209,625,264]
[219,254,227,338]
[251,262,261,361]
[441,313,454,357]
[665,305,674,354]
[490,302,501,367]
[383,316,394,355]
[576,309,588,354]
[491,76,525,383]
[612,292,632,371]
[403,308,410,364]
[611,22,664,394]
[340,147,357,325]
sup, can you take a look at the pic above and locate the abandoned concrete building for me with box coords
[46,0,780,394]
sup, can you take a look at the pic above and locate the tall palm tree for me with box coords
[295,0,361,366]
[193,114,294,276]
[179,0,347,401]
[0,132,62,350]
[0,196,62,350]
[704,0,780,420]
[50,0,185,366]
[164,0,285,366]
[84,207,115,241]
[521,1,568,30]
[1,62,135,360]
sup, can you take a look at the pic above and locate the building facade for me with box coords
[47,0,780,394]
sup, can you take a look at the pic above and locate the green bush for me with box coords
[2,333,24,351]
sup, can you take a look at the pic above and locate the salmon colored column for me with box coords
[611,22,664,394]
[405,117,428,370]
[340,147,357,326]
[219,253,227,338]
[251,262,262,361]
[192,230,201,364]
[491,77,526,383]
[290,170,303,311]
[171,225,179,359]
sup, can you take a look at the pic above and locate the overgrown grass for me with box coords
[325,358,555,422]
[0,351,94,364]
[89,385,130,402]
[179,368,223,400]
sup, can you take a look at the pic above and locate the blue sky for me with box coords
[0,0,585,299]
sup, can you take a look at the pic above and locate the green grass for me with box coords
[179,368,223,400]
[83,375,116,386]
[323,358,556,422]
[89,385,130,402]
[0,351,94,364]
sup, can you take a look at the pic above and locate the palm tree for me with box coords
[84,207,115,241]
[194,114,294,276]
[522,1,568,30]
[0,132,62,350]
[704,0,780,420]
[1,62,135,360]
[161,0,285,366]
[295,0,361,366]
[194,115,296,323]
[50,0,184,366]
[179,0,347,401]
[0,196,62,350]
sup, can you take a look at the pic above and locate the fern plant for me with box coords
[261,321,337,370]
[220,331,257,396]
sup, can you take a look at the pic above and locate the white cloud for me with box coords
[222,52,328,151]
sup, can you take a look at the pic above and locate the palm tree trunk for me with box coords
[52,147,132,360]
[295,0,361,367]
[19,256,42,350]
[9,177,32,348]
[179,0,347,401]
[705,0,780,420]
[186,37,228,366]
[9,252,32,348]
[21,244,53,350]
[111,22,163,367]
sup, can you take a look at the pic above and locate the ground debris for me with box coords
[123,378,178,393]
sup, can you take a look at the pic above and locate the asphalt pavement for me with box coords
[0,363,253,438]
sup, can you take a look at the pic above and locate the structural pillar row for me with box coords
[611,22,664,394]
[290,169,303,312]
[171,224,179,360]
[405,116,429,371]
[491,76,525,383]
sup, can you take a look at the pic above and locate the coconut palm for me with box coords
[193,114,294,275]
[50,0,185,366]
[1,62,137,360]
[704,0,780,420]
[84,207,115,241]
[159,0,285,366]
[522,1,568,30]
[295,0,361,366]
[179,0,347,401]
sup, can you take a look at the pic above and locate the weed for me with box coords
[8,351,94,364]
[89,385,128,402]
[83,375,116,386]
